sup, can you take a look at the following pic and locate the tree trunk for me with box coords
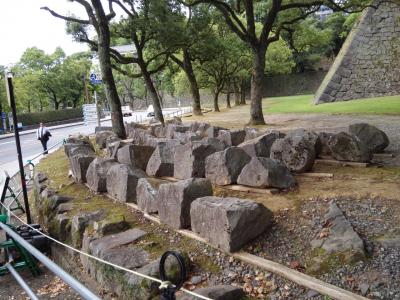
[183,50,202,115]
[226,83,231,108]
[240,80,246,105]
[249,48,266,125]
[92,0,126,138]
[142,68,165,124]
[213,89,220,112]
[234,81,240,106]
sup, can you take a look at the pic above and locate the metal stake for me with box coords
[6,75,31,224]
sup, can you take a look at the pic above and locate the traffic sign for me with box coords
[1,112,6,120]
[90,73,102,85]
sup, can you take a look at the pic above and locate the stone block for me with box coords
[237,157,296,189]
[136,178,168,214]
[349,123,389,153]
[205,147,251,185]
[69,154,95,183]
[328,132,372,162]
[178,285,245,300]
[174,139,226,180]
[205,126,228,138]
[89,228,147,257]
[238,132,283,158]
[191,197,273,252]
[86,158,119,193]
[146,142,177,177]
[117,144,155,171]
[106,164,146,203]
[217,129,246,146]
[93,214,129,235]
[270,135,316,173]
[158,178,213,229]
[96,131,117,149]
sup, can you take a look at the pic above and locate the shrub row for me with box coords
[17,108,83,126]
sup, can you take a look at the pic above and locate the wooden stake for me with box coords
[296,173,334,178]
[222,184,279,195]
[315,159,370,168]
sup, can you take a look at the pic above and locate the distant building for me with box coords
[316,6,333,20]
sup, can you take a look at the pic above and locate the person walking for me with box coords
[36,123,52,154]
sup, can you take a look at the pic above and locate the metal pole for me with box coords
[94,90,100,127]
[0,222,101,300]
[6,76,31,224]
[5,263,39,300]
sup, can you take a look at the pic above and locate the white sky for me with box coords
[0,0,90,66]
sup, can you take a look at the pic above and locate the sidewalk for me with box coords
[0,117,111,140]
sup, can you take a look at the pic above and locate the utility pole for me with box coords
[4,71,32,224]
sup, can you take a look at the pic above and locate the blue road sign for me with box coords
[1,112,6,120]
[90,73,102,85]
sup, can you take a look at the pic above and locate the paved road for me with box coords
[0,107,190,175]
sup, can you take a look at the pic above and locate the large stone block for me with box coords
[237,157,296,189]
[96,131,117,149]
[86,158,119,192]
[158,178,213,229]
[349,123,389,153]
[205,147,251,185]
[318,132,335,156]
[205,126,228,138]
[146,142,177,177]
[178,285,245,300]
[286,129,322,157]
[328,132,372,162]
[64,143,94,158]
[270,135,316,173]
[217,129,246,146]
[191,197,273,252]
[106,164,146,203]
[117,144,155,171]
[69,153,95,183]
[136,178,168,214]
[238,132,283,158]
[174,139,226,180]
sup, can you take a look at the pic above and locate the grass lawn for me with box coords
[263,94,400,115]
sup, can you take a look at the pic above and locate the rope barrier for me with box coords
[0,202,213,300]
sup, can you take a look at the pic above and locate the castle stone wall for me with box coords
[315,1,400,104]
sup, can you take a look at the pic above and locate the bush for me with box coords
[17,108,83,126]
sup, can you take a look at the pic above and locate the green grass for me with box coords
[263,94,400,115]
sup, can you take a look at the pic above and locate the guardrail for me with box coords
[0,220,101,300]
[131,107,193,124]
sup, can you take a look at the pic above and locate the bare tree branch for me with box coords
[40,7,90,24]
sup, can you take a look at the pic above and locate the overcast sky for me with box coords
[0,0,90,66]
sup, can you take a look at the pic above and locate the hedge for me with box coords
[17,108,83,126]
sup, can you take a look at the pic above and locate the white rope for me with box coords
[1,203,213,300]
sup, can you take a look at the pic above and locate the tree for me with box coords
[169,6,217,115]
[13,47,92,112]
[197,22,251,111]
[42,0,127,138]
[104,0,187,125]
[186,0,376,125]
[282,17,332,72]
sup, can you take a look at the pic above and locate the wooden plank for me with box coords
[159,176,180,182]
[296,172,334,178]
[315,159,370,168]
[234,252,368,300]
[373,153,394,158]
[222,184,279,195]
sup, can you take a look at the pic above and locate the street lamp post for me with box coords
[5,71,32,224]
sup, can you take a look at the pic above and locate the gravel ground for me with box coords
[243,196,400,299]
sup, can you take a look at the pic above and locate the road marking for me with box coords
[0,141,14,145]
